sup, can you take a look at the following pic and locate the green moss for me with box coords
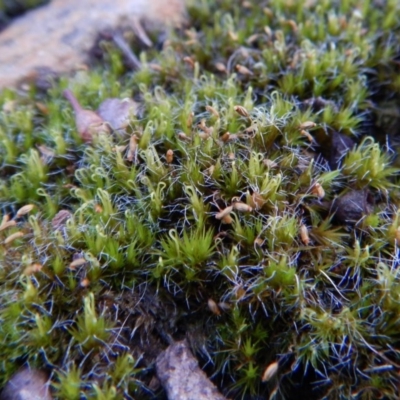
[1,0,400,398]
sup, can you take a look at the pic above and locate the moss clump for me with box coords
[1,0,400,399]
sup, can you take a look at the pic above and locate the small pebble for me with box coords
[0,369,52,400]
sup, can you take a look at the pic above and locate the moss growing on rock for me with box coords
[1,0,400,399]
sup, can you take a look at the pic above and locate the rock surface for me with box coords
[0,0,186,89]
[0,369,52,400]
[156,340,228,400]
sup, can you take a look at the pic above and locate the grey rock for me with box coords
[0,369,52,400]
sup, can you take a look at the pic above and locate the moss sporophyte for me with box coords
[1,0,400,399]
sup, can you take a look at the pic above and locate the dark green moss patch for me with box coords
[1,0,400,399]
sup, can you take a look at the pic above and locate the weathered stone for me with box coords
[156,340,228,400]
[0,369,52,400]
[332,189,373,224]
[0,0,186,89]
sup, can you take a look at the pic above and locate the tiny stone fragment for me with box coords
[329,131,355,169]
[156,340,227,400]
[0,368,52,400]
[332,189,372,224]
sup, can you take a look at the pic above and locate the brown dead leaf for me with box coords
[97,98,138,133]
[63,89,110,143]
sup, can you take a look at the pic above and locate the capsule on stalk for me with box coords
[166,149,174,164]
[261,361,279,382]
[207,298,221,316]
